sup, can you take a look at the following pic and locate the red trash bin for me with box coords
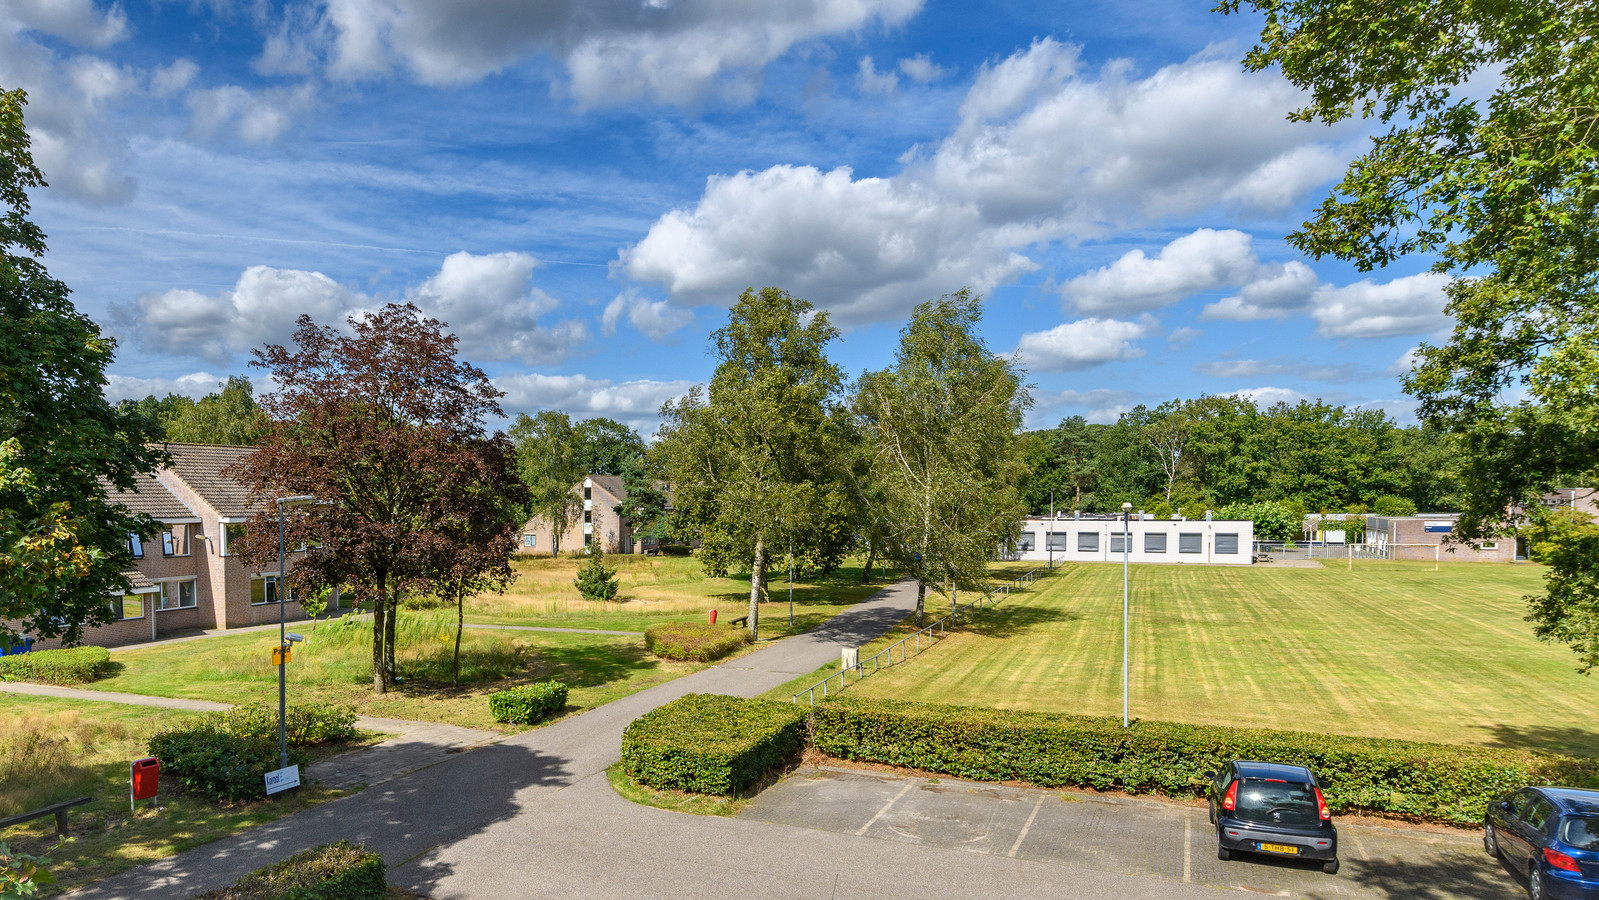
[131,757,159,809]
[708,609,717,625]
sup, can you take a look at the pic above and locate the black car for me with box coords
[1209,760,1339,874]
[1484,786,1599,900]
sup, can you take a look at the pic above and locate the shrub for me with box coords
[811,697,1599,827]
[191,841,386,900]
[657,543,692,557]
[488,682,569,724]
[0,646,110,685]
[622,694,807,795]
[149,723,306,802]
[1216,501,1300,542]
[574,543,619,602]
[644,622,750,662]
[209,703,358,746]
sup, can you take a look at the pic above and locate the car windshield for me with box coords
[1233,779,1321,826]
[1563,816,1599,850]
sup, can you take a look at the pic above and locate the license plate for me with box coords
[1258,842,1300,855]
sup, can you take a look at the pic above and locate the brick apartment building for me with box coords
[4,443,315,650]
[1362,513,1522,562]
[520,474,657,555]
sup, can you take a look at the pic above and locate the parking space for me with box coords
[739,767,1524,899]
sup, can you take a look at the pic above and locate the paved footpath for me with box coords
[57,580,1238,900]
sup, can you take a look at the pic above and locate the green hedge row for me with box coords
[489,682,569,724]
[622,693,807,795]
[149,702,355,802]
[811,697,1599,826]
[209,703,359,746]
[0,646,111,685]
[644,622,750,662]
[192,841,386,900]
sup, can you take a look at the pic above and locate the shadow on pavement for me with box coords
[1297,852,1523,900]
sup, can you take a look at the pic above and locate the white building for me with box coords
[1009,514,1256,566]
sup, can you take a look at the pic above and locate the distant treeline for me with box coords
[115,375,266,446]
[1022,395,1461,518]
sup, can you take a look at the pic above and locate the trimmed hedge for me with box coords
[644,622,750,662]
[488,682,569,724]
[149,724,307,802]
[622,693,807,795]
[811,697,1599,826]
[192,841,385,900]
[210,703,359,746]
[0,646,111,685]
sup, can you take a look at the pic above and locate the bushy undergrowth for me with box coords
[643,622,750,662]
[0,710,114,818]
[192,841,386,900]
[0,646,111,685]
[812,697,1599,826]
[149,702,355,802]
[622,694,807,795]
[488,682,569,724]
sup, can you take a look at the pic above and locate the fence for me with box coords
[790,566,1044,705]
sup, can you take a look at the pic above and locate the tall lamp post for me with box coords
[1121,501,1132,728]
[276,495,316,769]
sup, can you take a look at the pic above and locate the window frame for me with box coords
[222,523,248,557]
[1017,532,1035,552]
[1178,532,1203,554]
[1144,532,1167,553]
[1077,532,1099,552]
[250,575,294,606]
[1215,532,1240,554]
[156,578,198,611]
[128,533,144,559]
[1046,532,1068,552]
[109,593,146,621]
[1109,531,1130,554]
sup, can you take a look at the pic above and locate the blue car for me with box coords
[1484,786,1599,899]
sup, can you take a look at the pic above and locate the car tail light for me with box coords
[1543,847,1581,873]
[1314,787,1331,822]
[1223,781,1237,812]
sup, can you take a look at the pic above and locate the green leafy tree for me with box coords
[855,292,1030,625]
[165,376,266,445]
[573,418,646,475]
[1523,508,1599,674]
[510,410,584,557]
[1,88,164,647]
[574,542,619,602]
[1218,501,1300,542]
[656,287,849,639]
[615,453,672,546]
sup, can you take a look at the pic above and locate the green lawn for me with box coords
[841,559,1599,757]
[466,554,899,639]
[88,610,705,731]
[0,696,353,896]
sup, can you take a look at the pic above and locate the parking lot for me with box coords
[740,767,1524,899]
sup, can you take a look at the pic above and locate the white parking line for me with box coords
[1008,795,1047,857]
[856,781,916,836]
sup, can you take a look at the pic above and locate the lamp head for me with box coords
[285,633,305,643]
[1121,502,1132,512]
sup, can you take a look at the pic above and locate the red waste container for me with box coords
[132,757,159,801]
[708,609,717,625]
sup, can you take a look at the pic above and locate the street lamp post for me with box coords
[1121,501,1132,728]
[276,495,315,769]
[788,537,794,628]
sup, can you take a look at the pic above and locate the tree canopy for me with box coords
[117,376,266,446]
[1,87,164,646]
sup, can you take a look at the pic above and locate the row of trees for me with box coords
[1022,397,1462,519]
[115,376,267,446]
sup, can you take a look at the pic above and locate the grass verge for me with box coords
[604,763,751,817]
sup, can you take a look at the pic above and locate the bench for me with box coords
[728,616,748,628]
[1254,553,1272,563]
[0,796,93,837]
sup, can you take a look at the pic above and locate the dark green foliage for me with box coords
[487,682,569,724]
[148,724,306,802]
[572,418,646,476]
[207,703,358,746]
[1216,501,1301,542]
[621,694,808,795]
[1523,508,1599,674]
[615,454,671,544]
[1373,495,1419,517]
[643,622,751,662]
[192,841,386,900]
[573,543,619,602]
[119,376,266,446]
[812,697,1599,826]
[0,646,109,685]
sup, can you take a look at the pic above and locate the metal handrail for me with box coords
[791,566,1045,705]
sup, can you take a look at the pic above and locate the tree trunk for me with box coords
[371,584,387,695]
[383,585,399,686]
[452,578,464,688]
[748,535,765,641]
[915,580,925,627]
[861,542,876,584]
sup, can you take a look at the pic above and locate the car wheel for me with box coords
[1529,863,1545,900]
[1217,843,1231,861]
[1484,824,1500,858]
[1208,801,1216,825]
[1322,858,1340,875]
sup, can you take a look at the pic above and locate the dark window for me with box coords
[1047,532,1068,551]
[1179,533,1203,554]
[224,523,247,556]
[251,576,293,606]
[1562,815,1599,850]
[1231,779,1320,827]
[1017,532,1035,552]
[1109,531,1129,554]
[1216,533,1240,554]
[1077,532,1099,552]
[1525,797,1556,834]
[584,509,592,523]
[1144,533,1167,553]
[128,533,144,558]
[161,530,175,556]
[584,485,592,500]
[108,595,143,621]
[1508,790,1535,819]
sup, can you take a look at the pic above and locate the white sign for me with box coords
[264,764,300,795]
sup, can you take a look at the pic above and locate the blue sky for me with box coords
[3,0,1447,434]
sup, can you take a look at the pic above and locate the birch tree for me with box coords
[856,292,1030,625]
[656,288,847,640]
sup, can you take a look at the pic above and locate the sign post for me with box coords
[264,764,300,796]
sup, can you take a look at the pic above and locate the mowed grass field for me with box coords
[466,553,897,639]
[847,559,1599,757]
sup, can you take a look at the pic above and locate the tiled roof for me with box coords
[100,472,197,520]
[120,569,158,592]
[162,443,259,518]
[589,474,626,502]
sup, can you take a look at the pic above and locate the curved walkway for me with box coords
[58,579,1215,900]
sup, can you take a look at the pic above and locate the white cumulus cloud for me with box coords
[602,292,693,341]
[1014,317,1151,372]
[495,373,698,434]
[1065,229,1259,315]
[1309,273,1452,339]
[102,371,229,403]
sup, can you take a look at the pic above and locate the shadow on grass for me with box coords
[959,604,1083,640]
[1476,722,1599,760]
[1290,851,1523,900]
